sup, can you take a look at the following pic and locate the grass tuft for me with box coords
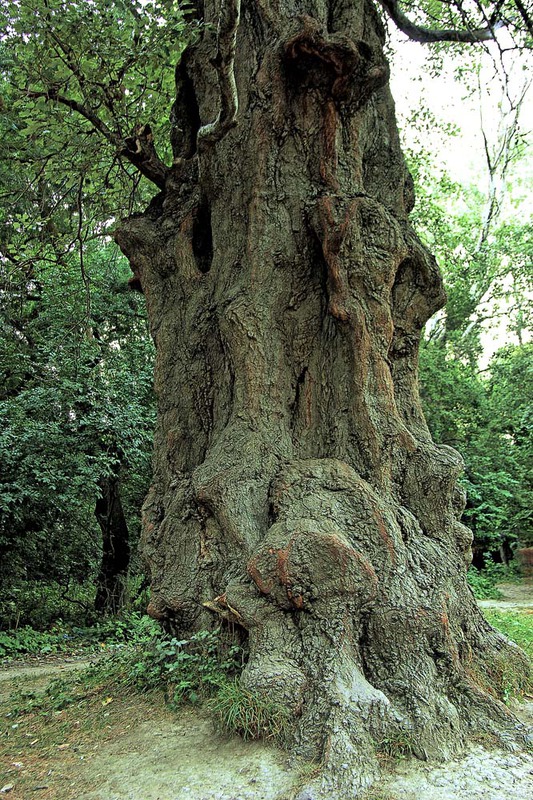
[208,678,291,744]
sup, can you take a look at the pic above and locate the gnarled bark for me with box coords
[115,1,530,796]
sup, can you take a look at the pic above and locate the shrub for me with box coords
[467,567,502,599]
[467,558,521,599]
[0,581,95,631]
[0,626,71,658]
[92,627,244,708]
[0,611,160,660]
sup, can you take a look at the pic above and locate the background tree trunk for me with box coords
[94,472,130,614]
[116,0,530,795]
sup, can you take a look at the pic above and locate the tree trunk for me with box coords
[94,472,130,614]
[115,1,530,795]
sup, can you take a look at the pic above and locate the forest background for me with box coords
[0,0,531,642]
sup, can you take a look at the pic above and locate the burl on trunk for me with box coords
[116,1,530,796]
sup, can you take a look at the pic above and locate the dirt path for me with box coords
[76,707,297,800]
[1,588,532,800]
[477,580,533,611]
[0,661,298,800]
[0,658,93,699]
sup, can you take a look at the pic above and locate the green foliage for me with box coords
[73,610,161,648]
[466,558,522,598]
[0,0,189,618]
[93,626,245,708]
[411,75,532,561]
[411,169,532,363]
[208,679,291,744]
[419,340,486,445]
[0,611,159,659]
[0,581,95,631]
[0,626,70,659]
[467,567,503,599]
[0,0,196,222]
[1,612,282,747]
[420,341,533,555]
[2,623,279,749]
[87,622,292,745]
[0,244,156,619]
[487,345,533,546]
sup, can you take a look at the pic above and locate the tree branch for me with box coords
[377,0,501,43]
[513,0,533,39]
[26,90,170,189]
[27,89,119,145]
[121,124,170,189]
[198,0,241,147]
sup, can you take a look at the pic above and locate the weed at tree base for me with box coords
[208,678,291,744]
[375,731,416,763]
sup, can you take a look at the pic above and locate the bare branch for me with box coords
[477,73,531,251]
[377,0,501,43]
[198,0,241,147]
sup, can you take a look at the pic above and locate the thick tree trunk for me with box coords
[116,1,530,795]
[94,472,130,614]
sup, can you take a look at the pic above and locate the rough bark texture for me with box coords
[94,473,130,614]
[115,1,530,795]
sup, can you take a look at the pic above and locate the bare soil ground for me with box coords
[0,664,298,800]
[477,580,533,610]
[1,584,531,800]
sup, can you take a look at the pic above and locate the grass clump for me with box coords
[89,627,292,746]
[376,731,415,762]
[208,678,291,743]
